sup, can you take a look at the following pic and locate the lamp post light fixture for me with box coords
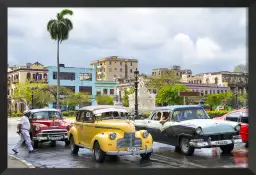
[134,68,139,119]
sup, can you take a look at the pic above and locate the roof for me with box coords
[29,108,59,113]
[152,105,203,111]
[79,105,129,111]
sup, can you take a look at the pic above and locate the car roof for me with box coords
[79,105,129,111]
[152,105,203,112]
[29,108,59,113]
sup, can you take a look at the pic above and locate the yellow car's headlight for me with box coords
[142,131,149,138]
[109,132,117,140]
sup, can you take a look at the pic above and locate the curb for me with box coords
[8,154,35,168]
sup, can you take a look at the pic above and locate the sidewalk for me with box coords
[8,155,35,168]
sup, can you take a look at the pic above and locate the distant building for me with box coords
[152,65,192,78]
[47,64,97,110]
[182,71,248,93]
[8,62,48,113]
[90,56,138,81]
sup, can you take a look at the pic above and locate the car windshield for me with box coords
[173,108,210,121]
[97,111,129,120]
[32,111,62,120]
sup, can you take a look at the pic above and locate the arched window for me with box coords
[43,73,47,79]
[215,77,218,84]
[27,73,31,79]
[206,78,209,84]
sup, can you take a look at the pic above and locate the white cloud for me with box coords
[8,8,247,74]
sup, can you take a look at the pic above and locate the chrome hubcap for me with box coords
[94,145,100,160]
[181,138,189,153]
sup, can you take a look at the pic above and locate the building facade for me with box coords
[90,56,138,81]
[152,65,192,78]
[8,62,48,113]
[182,71,248,93]
[47,64,97,109]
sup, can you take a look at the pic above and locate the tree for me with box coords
[205,91,234,109]
[146,69,180,92]
[122,88,134,107]
[47,9,74,110]
[13,81,52,108]
[234,64,247,73]
[238,92,248,106]
[43,85,73,104]
[96,95,114,105]
[62,92,91,107]
[155,84,190,105]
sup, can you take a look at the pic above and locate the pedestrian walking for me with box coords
[12,111,35,154]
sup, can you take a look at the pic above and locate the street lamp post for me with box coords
[31,87,35,109]
[234,87,239,109]
[134,68,139,119]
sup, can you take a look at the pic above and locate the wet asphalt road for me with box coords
[8,119,248,168]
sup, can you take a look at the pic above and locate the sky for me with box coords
[8,8,247,75]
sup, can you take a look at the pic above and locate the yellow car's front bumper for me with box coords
[106,148,153,156]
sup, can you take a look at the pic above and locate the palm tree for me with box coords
[47,9,73,110]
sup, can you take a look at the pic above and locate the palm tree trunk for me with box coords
[56,40,60,110]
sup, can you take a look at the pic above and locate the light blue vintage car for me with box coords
[133,105,242,156]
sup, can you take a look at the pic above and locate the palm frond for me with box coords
[59,9,73,18]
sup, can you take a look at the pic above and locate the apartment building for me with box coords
[90,56,138,81]
[8,62,48,112]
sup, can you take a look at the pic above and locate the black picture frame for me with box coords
[2,1,255,175]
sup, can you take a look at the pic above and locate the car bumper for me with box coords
[33,135,68,141]
[106,148,153,156]
[189,136,242,148]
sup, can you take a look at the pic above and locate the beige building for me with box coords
[8,62,48,113]
[182,71,248,93]
[90,56,138,81]
[152,65,192,79]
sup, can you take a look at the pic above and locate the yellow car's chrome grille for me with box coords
[117,132,142,148]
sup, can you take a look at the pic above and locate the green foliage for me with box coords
[206,110,229,118]
[238,92,248,106]
[146,70,180,91]
[205,91,234,109]
[234,64,247,73]
[62,92,91,107]
[96,95,114,105]
[122,88,134,107]
[156,84,191,105]
[47,9,73,42]
[62,111,69,117]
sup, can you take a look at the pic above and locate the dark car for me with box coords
[133,105,242,156]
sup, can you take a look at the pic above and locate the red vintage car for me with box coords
[214,109,248,147]
[27,108,71,148]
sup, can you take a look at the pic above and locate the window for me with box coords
[103,89,108,95]
[130,69,133,73]
[43,73,47,79]
[110,89,114,95]
[151,112,161,121]
[79,73,92,81]
[241,117,248,124]
[53,72,75,80]
[27,73,31,79]
[97,91,101,95]
[109,68,112,72]
[39,74,42,80]
[109,61,112,65]
[80,111,94,123]
[130,62,132,66]
[32,111,62,120]
[120,68,122,72]
[226,112,241,122]
[120,62,122,65]
[114,68,117,71]
[172,108,209,121]
[79,86,92,95]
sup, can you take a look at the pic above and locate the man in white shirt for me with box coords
[12,111,35,154]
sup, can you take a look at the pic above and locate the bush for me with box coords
[62,111,69,117]
[68,111,76,116]
[206,110,229,118]
[16,110,22,117]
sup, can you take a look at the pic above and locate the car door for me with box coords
[146,111,164,142]
[82,111,95,148]
[74,111,84,145]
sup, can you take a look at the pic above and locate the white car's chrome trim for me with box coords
[189,137,242,148]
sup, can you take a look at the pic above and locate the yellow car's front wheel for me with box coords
[140,152,152,159]
[70,136,79,154]
[93,141,106,163]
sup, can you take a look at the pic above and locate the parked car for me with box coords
[68,105,153,163]
[133,105,242,156]
[213,109,248,147]
[27,108,71,148]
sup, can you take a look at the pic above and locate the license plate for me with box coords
[215,140,229,145]
[49,137,62,140]
[128,147,140,152]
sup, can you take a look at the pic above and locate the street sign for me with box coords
[179,91,200,97]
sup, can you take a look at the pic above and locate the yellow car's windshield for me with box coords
[97,111,129,120]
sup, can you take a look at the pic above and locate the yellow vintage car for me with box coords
[68,105,153,163]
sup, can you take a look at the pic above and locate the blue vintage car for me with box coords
[133,105,242,156]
